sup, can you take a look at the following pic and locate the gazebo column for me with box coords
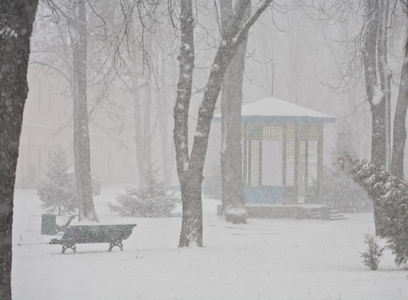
[282,124,287,203]
[258,131,262,186]
[317,125,324,203]
[304,139,309,202]
[294,124,299,204]
[242,124,248,186]
[248,139,252,185]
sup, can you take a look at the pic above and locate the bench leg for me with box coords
[108,240,124,251]
[62,242,76,254]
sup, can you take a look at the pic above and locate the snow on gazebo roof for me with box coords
[213,96,336,124]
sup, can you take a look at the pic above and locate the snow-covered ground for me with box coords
[12,185,408,300]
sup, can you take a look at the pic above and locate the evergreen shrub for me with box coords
[109,172,180,217]
[341,156,408,266]
[37,148,77,216]
[361,232,385,270]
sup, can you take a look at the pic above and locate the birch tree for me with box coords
[0,1,38,298]
[174,0,273,247]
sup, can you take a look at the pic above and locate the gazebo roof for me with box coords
[214,96,336,124]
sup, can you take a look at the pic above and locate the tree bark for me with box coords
[133,75,152,187]
[220,0,249,223]
[362,0,390,235]
[128,42,146,187]
[370,103,386,168]
[70,1,99,222]
[377,0,391,171]
[174,0,273,247]
[0,1,38,298]
[159,54,173,186]
[142,76,152,183]
[391,12,408,179]
[174,0,197,247]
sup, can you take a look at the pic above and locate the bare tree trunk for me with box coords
[160,98,172,186]
[130,23,153,187]
[133,82,146,185]
[130,69,151,189]
[128,47,146,186]
[174,0,198,247]
[370,103,386,168]
[391,11,408,179]
[133,85,152,187]
[377,0,391,171]
[70,1,98,222]
[363,0,390,235]
[159,56,173,185]
[220,0,249,223]
[174,0,273,247]
[142,77,152,182]
[0,1,38,298]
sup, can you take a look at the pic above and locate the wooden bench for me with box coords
[50,224,137,253]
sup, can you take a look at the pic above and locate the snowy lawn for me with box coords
[12,185,408,300]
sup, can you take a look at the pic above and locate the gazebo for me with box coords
[214,96,336,206]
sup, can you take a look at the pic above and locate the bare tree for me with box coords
[391,2,408,179]
[174,0,273,247]
[46,0,99,221]
[0,1,39,298]
[158,47,177,186]
[33,0,133,221]
[71,1,99,221]
[361,0,398,235]
[362,0,390,170]
[99,0,178,188]
[318,0,399,235]
[220,0,250,223]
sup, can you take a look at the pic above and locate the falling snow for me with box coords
[3,2,408,299]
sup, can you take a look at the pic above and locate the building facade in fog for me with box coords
[16,67,138,188]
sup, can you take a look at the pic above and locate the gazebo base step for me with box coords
[217,204,346,220]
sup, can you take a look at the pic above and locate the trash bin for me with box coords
[41,214,56,235]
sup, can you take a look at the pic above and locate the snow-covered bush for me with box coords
[321,165,372,212]
[361,233,385,270]
[109,172,180,217]
[37,148,77,216]
[224,205,248,224]
[342,156,408,266]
